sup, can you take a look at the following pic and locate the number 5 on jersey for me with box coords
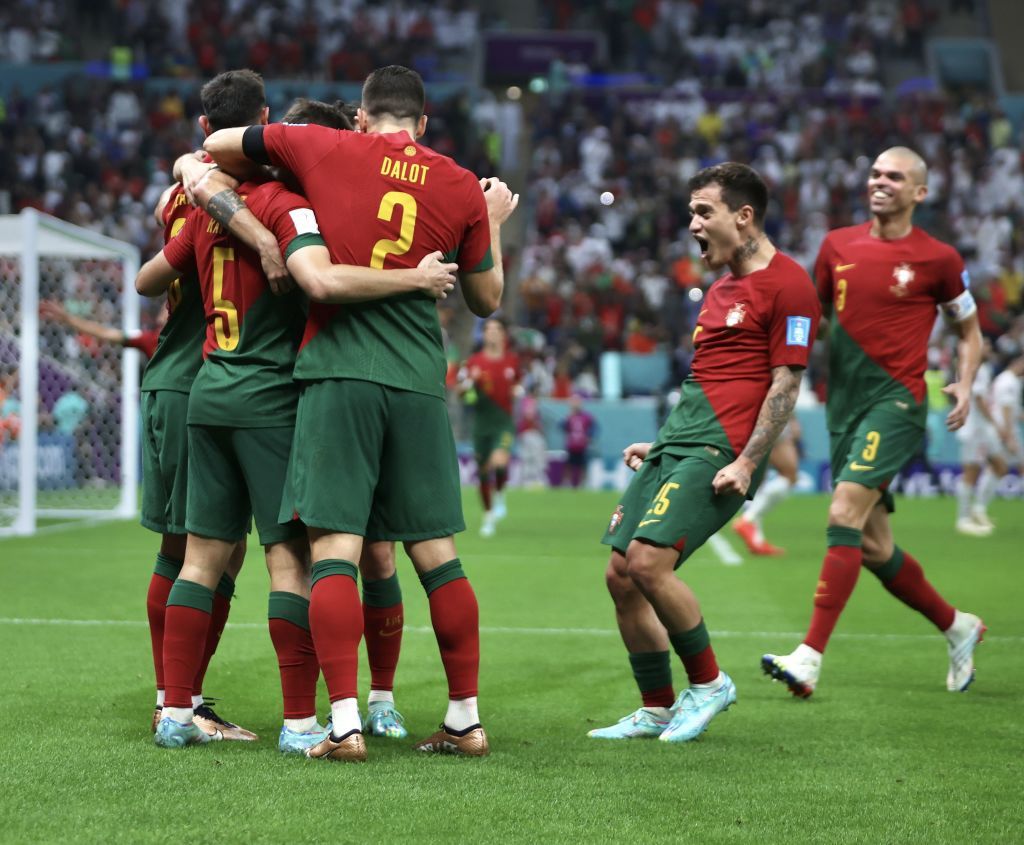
[212,246,240,351]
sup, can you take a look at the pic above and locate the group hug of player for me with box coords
[134,62,986,757]
[135,66,517,759]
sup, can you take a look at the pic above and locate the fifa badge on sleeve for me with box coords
[786,316,811,347]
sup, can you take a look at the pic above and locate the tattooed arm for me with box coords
[192,171,292,294]
[711,364,803,496]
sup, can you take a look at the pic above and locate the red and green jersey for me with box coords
[258,124,493,397]
[814,223,966,432]
[649,251,820,465]
[465,349,519,427]
[140,185,206,394]
[162,178,325,428]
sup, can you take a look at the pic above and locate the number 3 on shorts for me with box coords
[862,430,880,462]
[650,482,680,515]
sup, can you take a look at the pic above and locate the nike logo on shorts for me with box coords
[849,461,874,471]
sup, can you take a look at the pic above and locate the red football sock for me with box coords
[192,591,230,696]
[269,617,320,718]
[428,578,480,699]
[641,685,676,709]
[309,565,363,702]
[146,573,175,690]
[882,549,956,631]
[163,605,212,709]
[363,602,404,691]
[681,646,719,685]
[479,475,493,511]
[804,538,863,653]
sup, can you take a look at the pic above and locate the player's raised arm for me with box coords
[286,246,456,304]
[153,184,177,226]
[203,127,252,175]
[461,177,519,318]
[39,300,128,346]
[196,174,291,295]
[713,364,804,496]
[135,252,182,298]
[138,212,196,297]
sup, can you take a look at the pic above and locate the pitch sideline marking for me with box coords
[0,616,1020,644]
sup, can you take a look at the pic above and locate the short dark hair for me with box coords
[688,162,769,227]
[281,98,354,130]
[361,65,425,123]
[200,70,266,132]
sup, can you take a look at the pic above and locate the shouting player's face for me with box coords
[689,183,749,270]
[867,151,927,219]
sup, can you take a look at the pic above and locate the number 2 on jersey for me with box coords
[212,246,240,351]
[371,191,418,269]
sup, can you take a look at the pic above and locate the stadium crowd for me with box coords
[2,0,1023,404]
[0,0,483,80]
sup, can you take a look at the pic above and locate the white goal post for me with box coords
[0,210,140,536]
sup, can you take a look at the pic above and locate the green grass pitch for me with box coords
[1,490,1021,844]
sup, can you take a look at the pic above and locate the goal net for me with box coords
[0,210,140,536]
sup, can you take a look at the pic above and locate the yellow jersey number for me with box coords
[166,218,188,310]
[371,191,417,269]
[211,246,240,352]
[836,278,848,312]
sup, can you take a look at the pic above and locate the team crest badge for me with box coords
[608,505,624,535]
[725,303,747,327]
[890,263,915,297]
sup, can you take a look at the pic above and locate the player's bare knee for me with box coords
[827,486,877,530]
[265,539,310,594]
[624,541,670,593]
[360,541,396,580]
[604,555,635,603]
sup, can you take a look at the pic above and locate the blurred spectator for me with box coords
[516,387,547,489]
[561,393,597,489]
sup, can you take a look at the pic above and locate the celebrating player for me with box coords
[762,146,985,698]
[136,69,296,743]
[205,65,519,761]
[589,163,820,743]
[460,318,520,538]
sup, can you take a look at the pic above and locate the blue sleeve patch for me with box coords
[786,316,812,347]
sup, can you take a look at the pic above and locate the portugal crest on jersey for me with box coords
[608,505,624,535]
[890,263,915,297]
[725,303,747,327]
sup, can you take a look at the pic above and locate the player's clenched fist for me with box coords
[480,177,519,225]
[712,457,755,497]
[622,442,651,471]
[417,251,458,300]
